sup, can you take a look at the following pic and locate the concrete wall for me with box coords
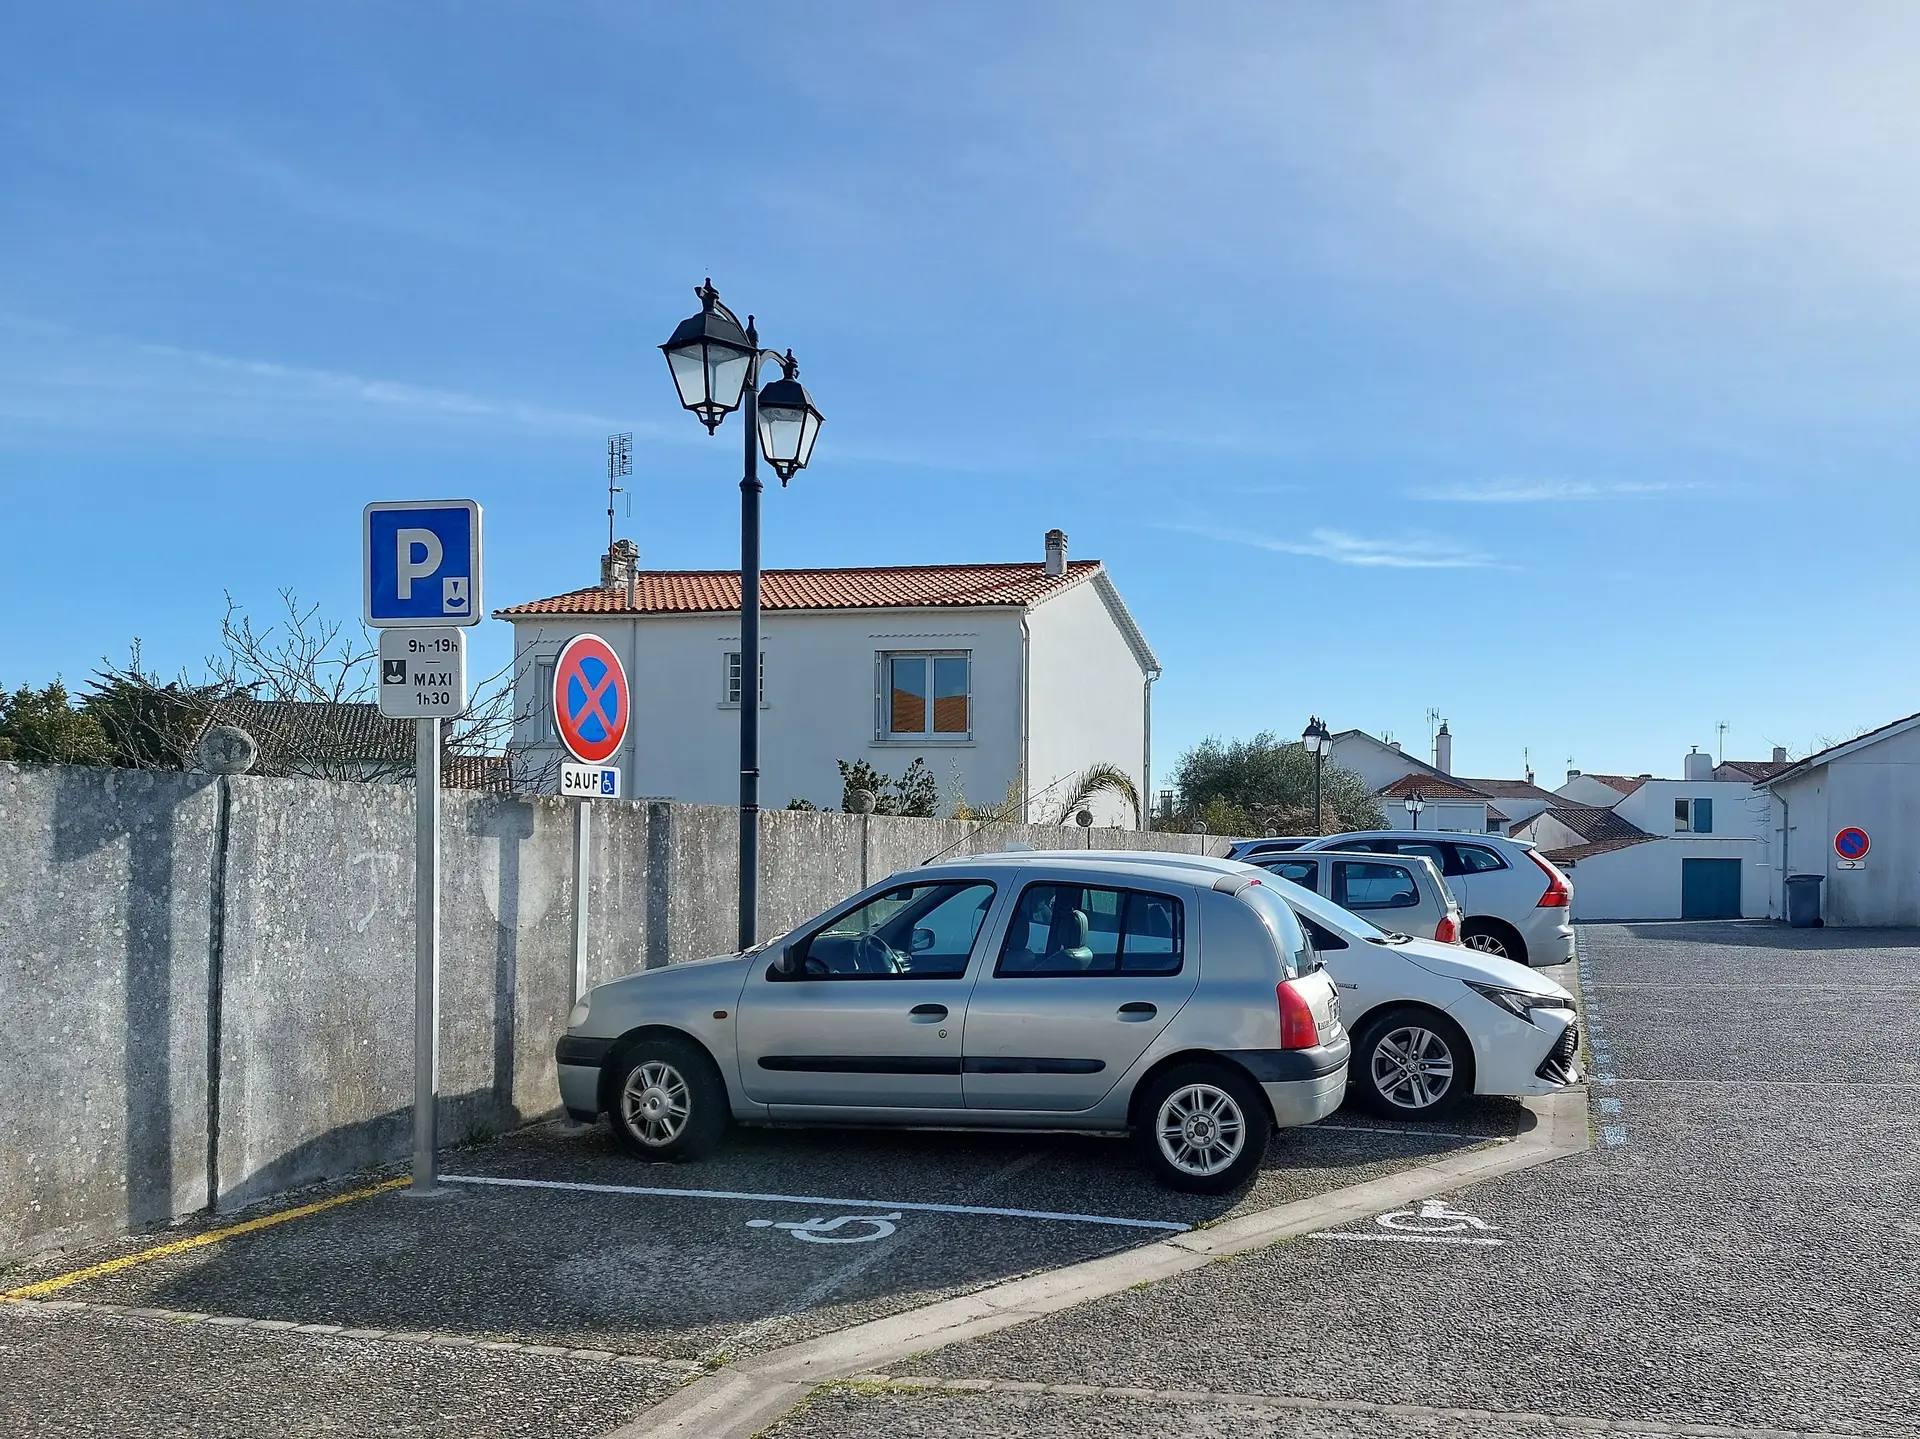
[1,761,1228,1259]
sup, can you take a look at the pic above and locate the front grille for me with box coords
[1536,1022,1580,1084]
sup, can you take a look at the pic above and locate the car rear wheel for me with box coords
[1352,1008,1472,1119]
[1461,921,1520,962]
[607,1037,730,1162]
[1133,1062,1269,1194]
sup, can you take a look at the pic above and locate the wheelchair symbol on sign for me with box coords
[746,1212,903,1244]
[1377,1198,1497,1233]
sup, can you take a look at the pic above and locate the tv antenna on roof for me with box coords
[607,433,632,556]
[1716,720,1729,765]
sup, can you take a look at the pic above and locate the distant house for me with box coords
[1322,722,1559,836]
[196,698,513,791]
[1517,749,1773,921]
[494,531,1161,826]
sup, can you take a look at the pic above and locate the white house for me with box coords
[495,530,1161,826]
[1515,749,1775,920]
[1324,723,1562,835]
[1758,711,1920,926]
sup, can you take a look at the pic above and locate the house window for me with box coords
[724,652,765,706]
[533,659,557,743]
[1675,798,1713,834]
[879,652,970,739]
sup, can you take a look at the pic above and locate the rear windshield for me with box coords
[1234,882,1317,979]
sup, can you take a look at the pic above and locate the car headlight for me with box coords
[567,996,592,1028]
[1465,982,1573,1025]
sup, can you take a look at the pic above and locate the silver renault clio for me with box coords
[555,853,1348,1192]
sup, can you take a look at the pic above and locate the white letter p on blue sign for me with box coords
[364,501,483,627]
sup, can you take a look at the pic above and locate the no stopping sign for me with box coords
[1834,827,1870,862]
[552,634,629,764]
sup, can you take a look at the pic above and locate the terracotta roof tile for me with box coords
[1542,805,1651,844]
[496,560,1103,618]
[1583,773,1654,796]
[1715,759,1794,782]
[1455,777,1563,803]
[1543,834,1662,863]
[1378,774,1487,801]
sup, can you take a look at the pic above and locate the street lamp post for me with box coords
[1404,790,1426,831]
[1301,717,1330,835]
[661,280,824,951]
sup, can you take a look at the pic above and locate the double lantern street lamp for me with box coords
[660,280,825,951]
[1300,717,1331,835]
[1404,790,1426,831]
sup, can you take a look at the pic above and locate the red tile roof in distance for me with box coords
[1378,773,1487,801]
[496,560,1103,617]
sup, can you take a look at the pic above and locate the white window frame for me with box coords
[532,657,558,743]
[721,650,765,708]
[876,649,972,743]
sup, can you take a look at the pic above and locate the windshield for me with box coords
[1257,871,1399,944]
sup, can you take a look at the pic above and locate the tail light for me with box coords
[1433,913,1459,944]
[1529,851,1572,908]
[1277,980,1321,1049]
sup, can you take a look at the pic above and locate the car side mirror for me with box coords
[771,944,804,980]
[910,927,936,953]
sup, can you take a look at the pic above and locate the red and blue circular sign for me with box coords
[552,633,629,764]
[1834,827,1870,861]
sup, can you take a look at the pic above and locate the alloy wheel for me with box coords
[620,1060,692,1147]
[1463,931,1509,957]
[1156,1083,1247,1177]
[1371,1025,1456,1110]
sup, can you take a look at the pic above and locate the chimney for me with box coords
[1772,745,1787,764]
[1434,720,1452,775]
[1683,746,1713,781]
[1044,529,1068,577]
[1567,768,1581,783]
[1389,739,1401,751]
[602,538,639,591]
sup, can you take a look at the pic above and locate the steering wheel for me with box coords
[856,933,906,974]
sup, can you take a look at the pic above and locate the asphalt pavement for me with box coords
[764,923,1920,1439]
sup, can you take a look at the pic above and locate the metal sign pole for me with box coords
[412,717,442,1192]
[570,797,591,1003]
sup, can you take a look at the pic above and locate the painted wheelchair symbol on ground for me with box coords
[746,1212,905,1244]
[1310,1197,1507,1247]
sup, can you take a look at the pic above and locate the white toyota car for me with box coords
[1114,854,1580,1118]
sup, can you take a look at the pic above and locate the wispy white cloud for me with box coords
[1163,521,1498,569]
[1408,478,1680,503]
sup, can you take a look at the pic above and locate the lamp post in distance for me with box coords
[660,280,824,952]
[1301,716,1331,835]
[1404,790,1426,831]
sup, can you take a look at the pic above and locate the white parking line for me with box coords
[439,1173,1190,1232]
[1310,1123,1513,1143]
[1309,1233,1506,1247]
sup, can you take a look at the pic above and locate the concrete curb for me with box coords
[600,1087,1592,1439]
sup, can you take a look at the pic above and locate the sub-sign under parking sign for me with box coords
[364,500,483,627]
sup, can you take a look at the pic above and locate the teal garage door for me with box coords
[1681,858,1742,919]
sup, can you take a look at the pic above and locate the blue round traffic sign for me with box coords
[552,634,628,765]
[1834,827,1869,861]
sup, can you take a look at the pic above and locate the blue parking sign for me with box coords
[364,500,483,627]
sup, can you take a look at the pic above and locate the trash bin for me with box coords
[1785,874,1825,928]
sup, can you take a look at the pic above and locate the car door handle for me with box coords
[908,1003,948,1022]
[1117,1002,1157,1021]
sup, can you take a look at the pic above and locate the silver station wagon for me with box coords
[556,853,1349,1192]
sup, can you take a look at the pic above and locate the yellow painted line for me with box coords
[2,1175,411,1302]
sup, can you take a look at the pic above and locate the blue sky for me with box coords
[3,2,1915,782]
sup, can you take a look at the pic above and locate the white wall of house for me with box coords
[1557,837,1772,921]
[1024,577,1152,828]
[1556,774,1639,807]
[507,606,1028,813]
[1486,796,1552,830]
[1405,800,1489,834]
[1769,719,1920,925]
[1329,733,1431,793]
[1611,778,1769,840]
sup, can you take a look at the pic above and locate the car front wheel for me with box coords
[1352,1008,1472,1119]
[606,1037,730,1161]
[1133,1062,1269,1194]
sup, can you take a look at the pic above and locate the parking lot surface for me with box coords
[771,924,1920,1438]
[1,1047,1532,1436]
